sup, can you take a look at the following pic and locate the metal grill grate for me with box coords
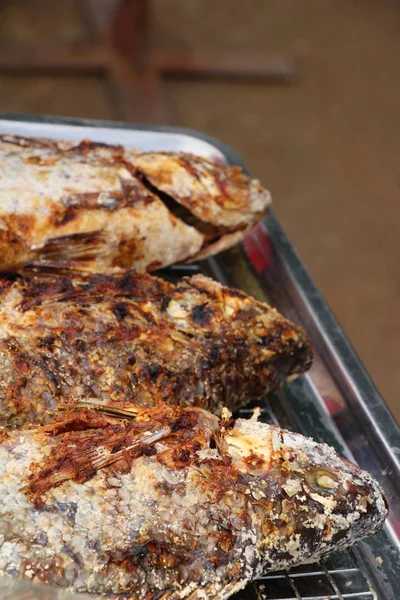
[251,565,375,600]
[159,263,378,600]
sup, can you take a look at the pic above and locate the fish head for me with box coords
[132,151,271,227]
[224,417,388,569]
[163,274,313,397]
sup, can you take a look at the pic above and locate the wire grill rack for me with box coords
[160,263,379,600]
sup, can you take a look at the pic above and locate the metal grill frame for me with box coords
[0,114,398,600]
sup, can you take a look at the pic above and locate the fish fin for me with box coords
[21,230,108,277]
[20,262,99,278]
[41,409,115,435]
[76,398,184,421]
[34,230,107,263]
[187,227,250,263]
[76,399,141,420]
[26,424,171,505]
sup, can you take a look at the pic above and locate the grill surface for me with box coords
[0,114,398,600]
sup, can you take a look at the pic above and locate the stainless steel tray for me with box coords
[0,114,398,600]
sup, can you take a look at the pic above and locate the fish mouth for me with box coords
[360,474,389,532]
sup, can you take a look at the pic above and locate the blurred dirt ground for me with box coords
[0,0,399,420]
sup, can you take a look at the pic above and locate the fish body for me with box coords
[0,404,387,598]
[0,135,270,273]
[0,271,312,427]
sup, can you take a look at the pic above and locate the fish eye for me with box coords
[306,468,339,494]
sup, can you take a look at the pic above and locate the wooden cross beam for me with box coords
[0,0,295,124]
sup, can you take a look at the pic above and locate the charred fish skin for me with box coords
[0,272,313,427]
[0,406,387,598]
[0,135,270,274]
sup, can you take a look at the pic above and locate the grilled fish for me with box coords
[0,135,270,273]
[0,271,312,427]
[0,403,387,598]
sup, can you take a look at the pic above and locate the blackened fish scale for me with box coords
[0,271,312,427]
[0,405,387,598]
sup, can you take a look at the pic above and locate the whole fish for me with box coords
[0,403,387,598]
[0,271,312,427]
[0,135,270,273]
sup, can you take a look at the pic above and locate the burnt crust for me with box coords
[0,405,387,597]
[0,135,271,273]
[0,271,312,427]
